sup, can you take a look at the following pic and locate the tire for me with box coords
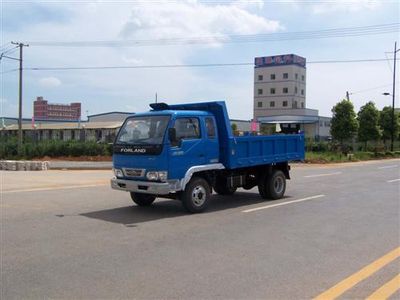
[213,178,237,195]
[258,170,286,200]
[258,172,269,199]
[130,193,156,206]
[180,177,211,213]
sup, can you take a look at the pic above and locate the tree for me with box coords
[357,101,381,150]
[379,106,400,148]
[330,99,358,149]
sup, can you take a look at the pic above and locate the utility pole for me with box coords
[11,42,29,154]
[346,91,350,101]
[155,93,158,104]
[390,41,398,152]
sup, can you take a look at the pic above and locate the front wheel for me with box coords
[180,177,211,213]
[130,193,156,206]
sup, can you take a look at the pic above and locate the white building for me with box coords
[253,54,331,140]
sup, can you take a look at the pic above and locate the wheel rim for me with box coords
[273,176,284,194]
[192,185,206,207]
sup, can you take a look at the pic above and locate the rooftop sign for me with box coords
[255,54,306,68]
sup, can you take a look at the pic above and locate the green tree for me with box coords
[357,101,381,150]
[379,106,400,147]
[330,99,358,149]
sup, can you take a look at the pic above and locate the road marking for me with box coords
[2,183,108,194]
[313,246,400,300]
[304,172,342,178]
[387,178,400,183]
[242,195,325,213]
[365,273,400,300]
[378,165,399,169]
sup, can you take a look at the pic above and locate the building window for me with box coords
[283,87,288,94]
[258,75,263,81]
[301,89,304,95]
[301,102,304,108]
[320,121,323,127]
[270,74,276,80]
[270,88,276,94]
[295,73,298,80]
[295,86,298,94]
[257,101,262,108]
[283,101,288,107]
[258,89,263,95]
[293,101,298,108]
[270,101,275,107]
[283,73,288,79]
[301,75,305,81]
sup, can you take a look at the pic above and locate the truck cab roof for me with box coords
[132,110,214,118]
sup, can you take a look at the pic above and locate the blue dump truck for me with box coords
[111,101,305,213]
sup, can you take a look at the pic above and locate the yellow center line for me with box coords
[365,273,400,300]
[313,247,400,300]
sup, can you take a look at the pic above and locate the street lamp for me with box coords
[382,92,395,152]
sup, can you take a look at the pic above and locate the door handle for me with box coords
[199,154,205,157]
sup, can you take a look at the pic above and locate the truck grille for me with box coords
[123,168,145,178]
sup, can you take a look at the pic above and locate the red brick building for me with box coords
[33,96,81,121]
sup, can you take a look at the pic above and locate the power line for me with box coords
[350,83,398,95]
[6,58,396,73]
[26,23,399,47]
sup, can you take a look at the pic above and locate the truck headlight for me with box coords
[158,171,168,182]
[146,171,159,181]
[146,171,168,182]
[113,168,124,178]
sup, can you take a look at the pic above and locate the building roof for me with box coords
[3,121,122,131]
[87,111,135,118]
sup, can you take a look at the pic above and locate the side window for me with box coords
[205,117,216,139]
[174,118,200,140]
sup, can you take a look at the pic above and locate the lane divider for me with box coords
[3,182,108,194]
[304,172,342,178]
[242,195,325,213]
[378,165,399,169]
[387,178,400,183]
[313,246,400,300]
[365,273,400,300]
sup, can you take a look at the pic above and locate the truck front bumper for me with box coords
[111,178,178,195]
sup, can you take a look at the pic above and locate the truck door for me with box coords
[169,117,206,180]
[204,117,219,164]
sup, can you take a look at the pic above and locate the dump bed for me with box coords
[167,101,305,169]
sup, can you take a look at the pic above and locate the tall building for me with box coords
[253,54,331,139]
[33,96,81,121]
[254,54,306,118]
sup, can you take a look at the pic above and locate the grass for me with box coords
[305,151,400,163]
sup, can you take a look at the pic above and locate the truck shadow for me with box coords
[80,191,284,226]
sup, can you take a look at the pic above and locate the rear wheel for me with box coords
[258,170,286,200]
[130,193,156,206]
[180,177,211,213]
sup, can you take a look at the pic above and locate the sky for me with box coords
[1,0,399,120]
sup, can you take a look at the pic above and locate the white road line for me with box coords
[242,194,326,213]
[2,183,108,194]
[378,165,399,169]
[387,179,400,183]
[304,172,342,178]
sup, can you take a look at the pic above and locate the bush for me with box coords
[0,138,112,160]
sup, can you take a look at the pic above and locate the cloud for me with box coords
[38,77,62,88]
[120,0,281,42]
[291,0,381,14]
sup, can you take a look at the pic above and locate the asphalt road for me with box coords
[1,159,400,299]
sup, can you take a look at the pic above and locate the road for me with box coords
[1,159,399,299]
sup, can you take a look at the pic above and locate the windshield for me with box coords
[116,115,170,145]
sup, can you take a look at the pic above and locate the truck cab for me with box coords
[111,101,304,213]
